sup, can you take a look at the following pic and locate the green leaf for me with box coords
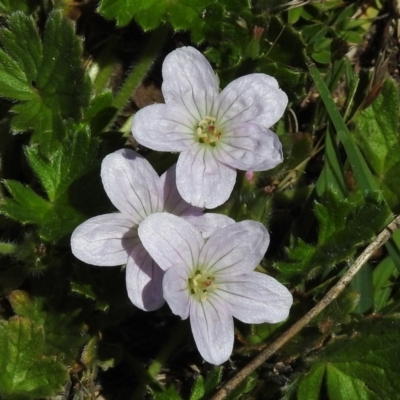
[7,290,88,365]
[294,316,400,400]
[203,366,223,395]
[353,78,400,211]
[151,385,182,400]
[309,64,379,197]
[0,11,90,140]
[0,11,41,82]
[0,316,68,398]
[25,127,98,202]
[0,179,86,242]
[0,0,39,14]
[35,11,90,118]
[276,188,391,281]
[98,0,207,32]
[190,375,205,400]
[373,255,399,311]
[297,364,325,400]
[188,367,223,400]
[0,121,101,241]
[0,49,33,100]
[1,180,51,223]
[85,90,115,134]
[325,365,379,400]
[226,372,258,400]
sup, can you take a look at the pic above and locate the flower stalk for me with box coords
[106,24,170,130]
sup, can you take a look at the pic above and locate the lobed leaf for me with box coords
[25,127,98,202]
[7,290,88,365]
[0,11,90,141]
[276,189,391,281]
[98,0,208,35]
[353,78,400,211]
[294,316,400,400]
[0,0,39,14]
[0,179,86,242]
[0,316,68,398]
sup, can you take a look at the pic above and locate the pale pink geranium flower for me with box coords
[139,213,293,365]
[132,46,288,209]
[71,149,232,312]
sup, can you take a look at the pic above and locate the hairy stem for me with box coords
[211,214,400,400]
[106,24,169,131]
[0,242,17,255]
[131,322,188,399]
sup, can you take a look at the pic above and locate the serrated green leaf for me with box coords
[188,368,223,400]
[189,375,205,400]
[325,364,379,400]
[1,180,51,222]
[0,179,86,241]
[0,11,90,140]
[0,0,39,14]
[151,385,182,400]
[297,364,325,400]
[313,288,359,330]
[36,11,90,118]
[0,12,42,82]
[353,79,400,211]
[98,0,208,37]
[8,290,88,365]
[0,316,68,398]
[294,316,400,400]
[225,372,258,400]
[0,48,33,100]
[25,127,98,202]
[276,189,391,281]
[204,366,223,394]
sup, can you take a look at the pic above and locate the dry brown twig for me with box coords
[210,214,400,400]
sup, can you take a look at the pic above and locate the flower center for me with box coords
[196,116,221,147]
[188,268,217,302]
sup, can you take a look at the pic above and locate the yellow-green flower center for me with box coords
[196,116,221,147]
[188,269,217,302]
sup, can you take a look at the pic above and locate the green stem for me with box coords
[106,24,170,131]
[93,40,119,95]
[0,242,17,256]
[148,322,188,378]
[130,322,188,399]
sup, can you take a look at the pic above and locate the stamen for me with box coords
[196,116,221,146]
[188,268,217,301]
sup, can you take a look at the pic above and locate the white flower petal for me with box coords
[216,123,283,171]
[160,164,203,216]
[220,272,293,324]
[176,147,236,209]
[138,213,204,271]
[216,74,288,128]
[71,214,138,266]
[162,46,219,118]
[132,104,196,152]
[199,220,269,276]
[125,244,165,311]
[101,149,163,222]
[163,263,191,319]
[190,297,234,365]
[183,213,235,239]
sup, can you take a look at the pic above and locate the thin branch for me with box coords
[211,214,400,400]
